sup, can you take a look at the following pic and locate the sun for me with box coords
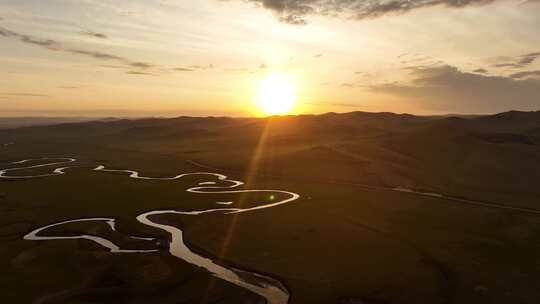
[255,73,297,115]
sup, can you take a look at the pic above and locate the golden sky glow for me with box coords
[1,0,540,117]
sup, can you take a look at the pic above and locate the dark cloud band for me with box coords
[240,0,497,24]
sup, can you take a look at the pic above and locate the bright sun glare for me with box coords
[256,73,297,115]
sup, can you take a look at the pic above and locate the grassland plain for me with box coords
[1,111,540,303]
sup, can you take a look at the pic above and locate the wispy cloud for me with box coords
[174,67,195,72]
[130,62,154,69]
[80,30,108,39]
[0,26,155,71]
[355,71,373,77]
[126,70,154,76]
[1,93,50,97]
[190,64,215,70]
[398,53,444,68]
[473,68,488,74]
[492,52,540,69]
[172,64,215,72]
[509,70,540,79]
[67,49,124,61]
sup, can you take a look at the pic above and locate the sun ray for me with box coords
[201,119,273,301]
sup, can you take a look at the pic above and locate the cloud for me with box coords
[22,37,62,49]
[518,52,540,65]
[173,64,216,73]
[369,64,540,113]
[397,53,409,59]
[240,0,497,24]
[492,52,540,69]
[100,64,128,70]
[473,68,488,74]
[352,71,375,81]
[279,14,308,25]
[80,30,108,39]
[0,27,61,50]
[174,67,195,72]
[397,53,444,68]
[1,93,50,97]
[190,64,215,70]
[67,49,124,61]
[126,71,153,75]
[129,62,155,69]
[0,26,154,71]
[509,70,540,79]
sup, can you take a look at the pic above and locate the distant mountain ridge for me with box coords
[0,117,120,129]
[2,110,539,130]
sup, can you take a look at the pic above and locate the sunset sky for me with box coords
[1,0,540,117]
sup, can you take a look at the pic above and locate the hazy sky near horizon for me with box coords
[1,0,540,117]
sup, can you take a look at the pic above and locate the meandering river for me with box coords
[3,158,299,304]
